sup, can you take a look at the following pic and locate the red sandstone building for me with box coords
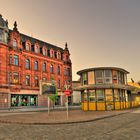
[0,15,72,109]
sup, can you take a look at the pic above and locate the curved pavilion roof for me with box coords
[77,67,129,75]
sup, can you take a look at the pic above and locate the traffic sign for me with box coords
[64,90,70,96]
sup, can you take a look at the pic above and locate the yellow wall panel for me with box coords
[121,102,124,109]
[97,102,105,110]
[106,102,114,110]
[115,102,120,110]
[89,102,96,110]
[82,102,88,111]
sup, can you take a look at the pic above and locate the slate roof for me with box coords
[9,29,64,52]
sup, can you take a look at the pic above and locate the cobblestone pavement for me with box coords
[0,110,131,124]
[0,109,140,140]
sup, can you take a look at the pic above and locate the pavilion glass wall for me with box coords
[82,89,128,110]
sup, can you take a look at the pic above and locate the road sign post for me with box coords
[64,89,70,120]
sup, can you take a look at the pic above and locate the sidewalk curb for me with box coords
[0,111,132,125]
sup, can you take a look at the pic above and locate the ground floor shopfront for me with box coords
[11,94,38,107]
[0,91,72,109]
[81,88,139,111]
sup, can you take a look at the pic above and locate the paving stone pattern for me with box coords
[0,109,140,140]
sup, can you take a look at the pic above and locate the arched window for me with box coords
[50,64,53,73]
[42,62,46,72]
[25,59,30,69]
[57,66,60,75]
[13,39,17,48]
[13,72,19,84]
[34,61,38,70]
[42,77,46,81]
[26,43,30,51]
[34,76,39,86]
[25,75,30,85]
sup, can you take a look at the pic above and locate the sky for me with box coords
[0,0,140,81]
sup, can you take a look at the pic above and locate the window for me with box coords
[64,69,67,76]
[104,70,112,84]
[114,89,119,101]
[14,55,19,66]
[118,72,124,84]
[50,49,54,58]
[68,68,71,76]
[25,59,30,69]
[9,55,12,64]
[26,43,30,51]
[57,51,61,59]
[82,73,87,85]
[113,70,118,84]
[105,89,113,101]
[42,77,46,81]
[57,66,60,75]
[50,64,53,73]
[34,61,38,71]
[13,72,18,84]
[89,90,96,102]
[96,90,104,102]
[25,75,30,85]
[43,48,47,56]
[95,70,104,84]
[119,89,124,101]
[13,39,17,48]
[42,62,46,72]
[35,76,39,86]
[64,68,70,76]
[58,79,60,88]
[35,46,38,53]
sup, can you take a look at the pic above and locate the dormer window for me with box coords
[35,46,39,53]
[50,49,54,58]
[57,51,61,60]
[43,48,47,56]
[13,39,17,48]
[26,43,30,51]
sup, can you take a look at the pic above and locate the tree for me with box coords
[48,87,58,109]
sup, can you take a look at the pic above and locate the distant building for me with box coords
[128,81,140,105]
[75,67,139,111]
[72,81,81,104]
[0,15,72,109]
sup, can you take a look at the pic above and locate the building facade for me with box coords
[0,15,72,109]
[76,67,139,111]
[72,81,81,105]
